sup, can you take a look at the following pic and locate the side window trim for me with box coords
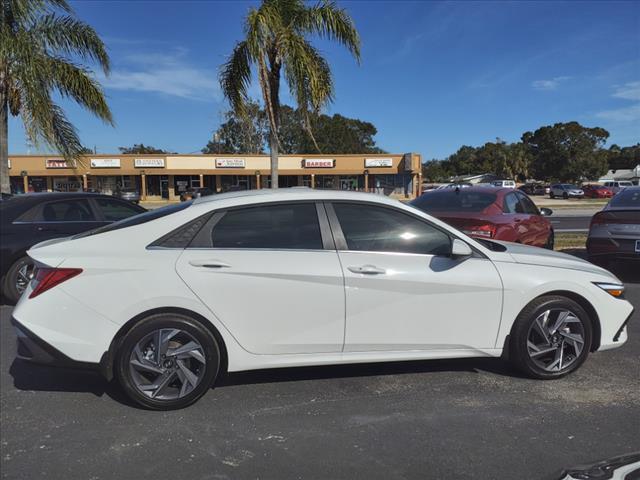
[323,202,348,250]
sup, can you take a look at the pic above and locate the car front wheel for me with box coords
[509,295,592,379]
[115,313,221,410]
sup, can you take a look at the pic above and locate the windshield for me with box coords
[562,184,577,189]
[411,190,497,212]
[609,188,640,208]
[73,201,193,238]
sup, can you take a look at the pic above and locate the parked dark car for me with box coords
[587,186,640,267]
[582,184,613,199]
[411,186,554,248]
[0,193,146,303]
[518,183,547,195]
[180,187,214,202]
[113,187,141,204]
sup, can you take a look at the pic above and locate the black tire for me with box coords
[115,313,220,410]
[509,295,592,379]
[550,193,555,199]
[3,256,34,304]
[563,192,568,199]
[545,230,554,250]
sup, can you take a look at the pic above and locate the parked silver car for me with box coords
[549,184,584,199]
[114,188,141,204]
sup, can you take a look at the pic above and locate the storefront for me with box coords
[7,152,423,200]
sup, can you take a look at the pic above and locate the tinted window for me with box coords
[503,193,521,214]
[609,188,640,207]
[516,193,539,215]
[211,203,322,249]
[36,199,95,222]
[95,198,143,221]
[73,201,187,239]
[412,190,497,212]
[333,203,451,255]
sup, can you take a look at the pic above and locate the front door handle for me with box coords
[36,226,57,232]
[188,259,231,269]
[348,265,386,275]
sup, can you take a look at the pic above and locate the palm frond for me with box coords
[46,56,113,124]
[31,14,110,73]
[219,40,253,116]
[295,0,361,61]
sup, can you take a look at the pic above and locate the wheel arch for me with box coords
[99,306,229,382]
[507,290,601,353]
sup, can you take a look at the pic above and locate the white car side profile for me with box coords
[12,189,633,409]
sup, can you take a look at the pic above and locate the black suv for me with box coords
[0,193,145,303]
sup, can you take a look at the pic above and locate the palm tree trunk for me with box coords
[269,130,278,189]
[0,79,9,195]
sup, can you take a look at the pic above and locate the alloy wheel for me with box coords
[129,328,207,400]
[526,308,585,372]
[15,263,34,294]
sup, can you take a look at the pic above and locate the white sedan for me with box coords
[12,189,633,409]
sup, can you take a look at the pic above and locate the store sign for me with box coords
[365,158,393,168]
[303,159,335,168]
[134,158,165,168]
[7,159,10,169]
[215,158,245,168]
[46,159,70,169]
[90,158,121,168]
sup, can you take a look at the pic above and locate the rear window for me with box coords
[609,189,640,208]
[411,190,497,212]
[73,201,192,238]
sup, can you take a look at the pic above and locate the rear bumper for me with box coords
[11,316,100,371]
[587,237,640,260]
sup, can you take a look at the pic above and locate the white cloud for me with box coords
[596,103,640,122]
[611,81,640,101]
[531,76,571,91]
[97,48,220,101]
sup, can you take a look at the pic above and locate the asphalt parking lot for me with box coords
[1,265,639,479]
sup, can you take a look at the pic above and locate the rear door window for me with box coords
[515,192,539,215]
[503,193,521,214]
[34,199,95,222]
[211,203,323,249]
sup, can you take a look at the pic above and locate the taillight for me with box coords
[590,211,636,227]
[29,267,82,299]
[462,224,495,238]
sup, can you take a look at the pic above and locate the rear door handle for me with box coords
[188,259,231,269]
[348,265,386,275]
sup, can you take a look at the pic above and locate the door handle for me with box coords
[188,259,231,269]
[348,265,386,275]
[36,226,57,232]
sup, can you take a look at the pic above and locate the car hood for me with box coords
[489,240,616,277]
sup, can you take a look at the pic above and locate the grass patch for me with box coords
[554,232,587,250]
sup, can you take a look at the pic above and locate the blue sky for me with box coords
[8,0,640,159]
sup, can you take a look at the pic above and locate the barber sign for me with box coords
[303,159,335,168]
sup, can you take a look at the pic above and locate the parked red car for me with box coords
[582,184,613,199]
[411,187,554,248]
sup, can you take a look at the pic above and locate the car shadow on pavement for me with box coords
[8,359,137,407]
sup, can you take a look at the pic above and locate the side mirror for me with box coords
[540,207,553,216]
[451,238,473,258]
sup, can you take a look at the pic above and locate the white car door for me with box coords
[326,202,503,352]
[176,202,345,355]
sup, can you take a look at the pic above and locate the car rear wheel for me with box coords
[3,256,35,304]
[115,313,220,410]
[550,193,555,199]
[563,192,568,199]
[509,296,592,379]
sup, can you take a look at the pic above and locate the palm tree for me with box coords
[0,0,113,194]
[220,0,360,189]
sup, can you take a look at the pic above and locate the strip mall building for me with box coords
[7,153,423,200]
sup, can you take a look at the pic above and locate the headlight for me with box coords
[593,282,625,298]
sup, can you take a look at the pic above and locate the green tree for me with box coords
[446,145,480,176]
[422,159,451,182]
[606,143,640,170]
[219,0,360,188]
[522,121,609,182]
[0,0,113,194]
[476,139,531,181]
[202,101,268,154]
[118,144,171,154]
